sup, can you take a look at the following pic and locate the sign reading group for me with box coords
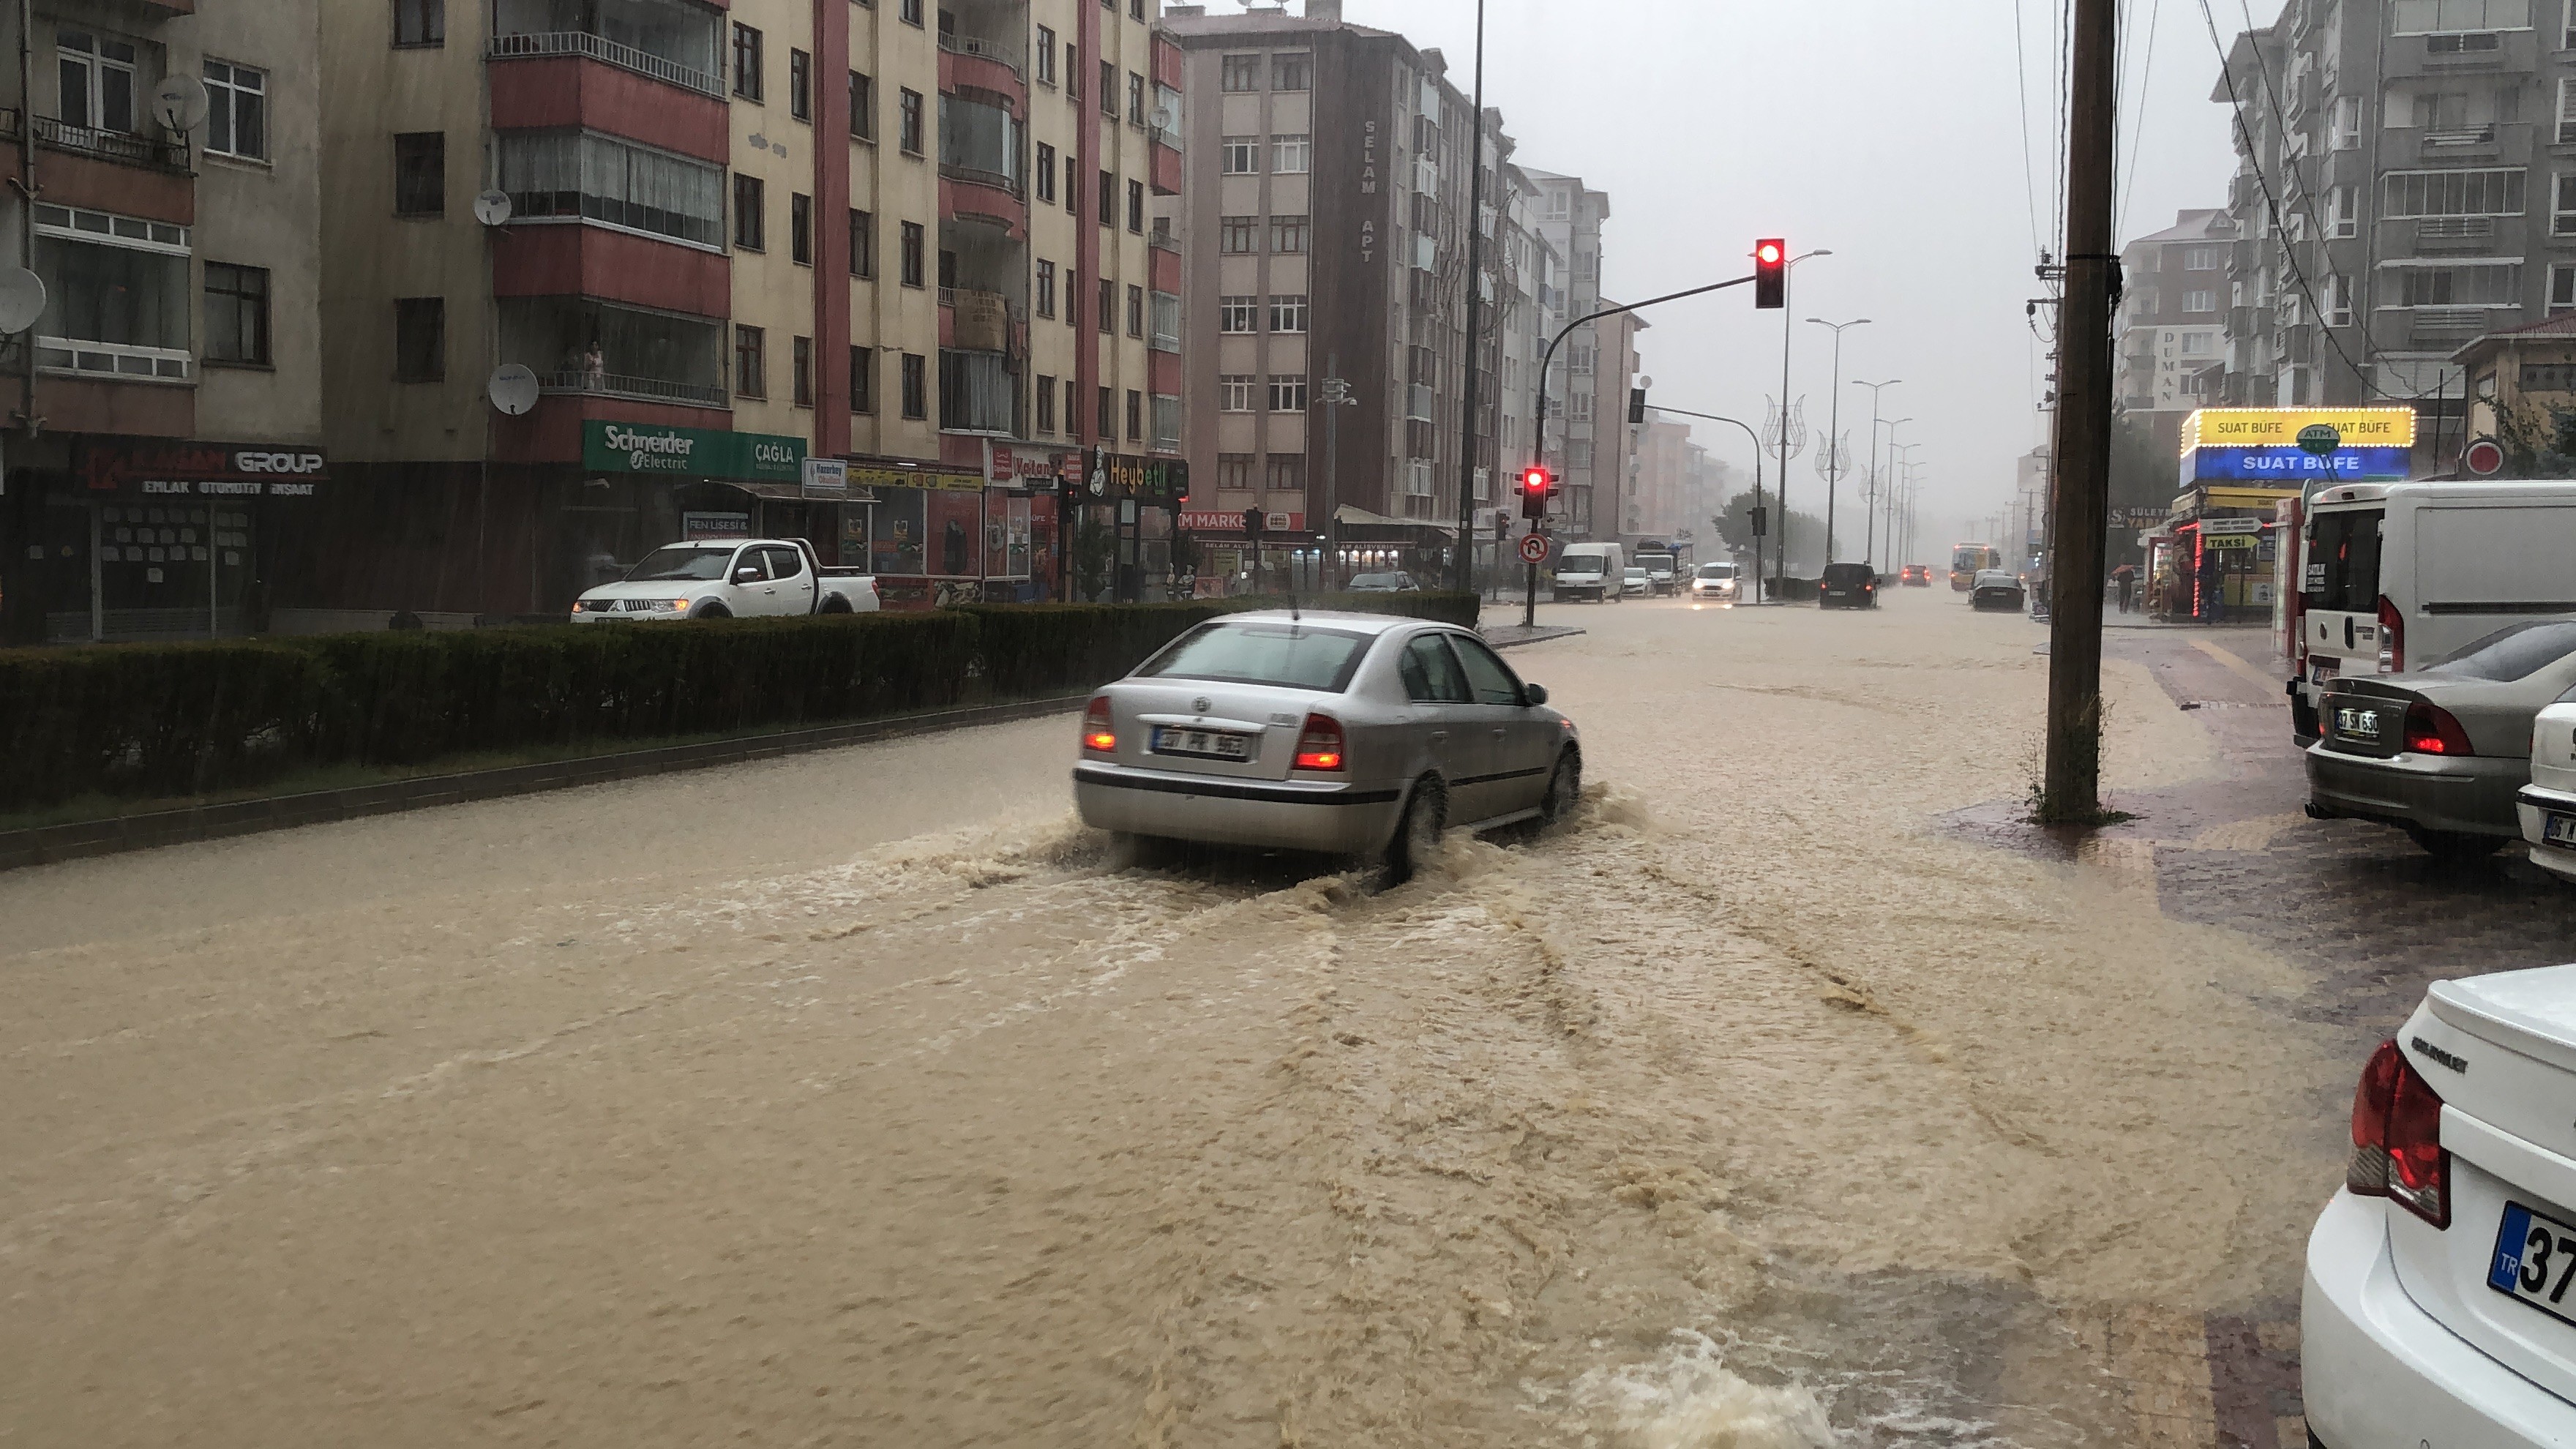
[582,422,806,484]
[2180,407,2416,487]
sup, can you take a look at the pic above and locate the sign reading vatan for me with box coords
[583,422,806,484]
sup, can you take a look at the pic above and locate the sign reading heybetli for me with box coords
[582,422,806,483]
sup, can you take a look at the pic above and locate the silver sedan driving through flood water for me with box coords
[1072,612,1582,878]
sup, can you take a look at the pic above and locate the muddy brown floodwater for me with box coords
[1,591,2355,1447]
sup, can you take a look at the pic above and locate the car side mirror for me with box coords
[735,566,762,583]
[1521,683,1549,706]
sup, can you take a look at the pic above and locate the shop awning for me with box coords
[1333,503,1456,537]
[722,481,809,501]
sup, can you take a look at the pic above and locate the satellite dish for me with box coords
[151,74,209,132]
[487,364,540,416]
[473,190,513,227]
[1149,103,1176,130]
[0,266,46,334]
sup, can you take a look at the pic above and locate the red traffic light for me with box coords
[1754,239,1786,309]
[1519,466,1551,518]
[1755,240,1783,266]
[1521,466,1549,495]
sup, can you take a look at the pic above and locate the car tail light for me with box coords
[2402,701,2474,756]
[2377,596,2405,674]
[1293,713,1346,771]
[2349,1039,2451,1229]
[1082,696,1116,754]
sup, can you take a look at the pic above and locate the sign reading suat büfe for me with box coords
[2180,408,2416,452]
[2180,407,2416,487]
[582,422,806,483]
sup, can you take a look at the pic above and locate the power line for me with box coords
[2119,0,2163,237]
[2012,0,2046,259]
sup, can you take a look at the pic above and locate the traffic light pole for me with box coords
[1449,0,1488,594]
[1639,403,1764,582]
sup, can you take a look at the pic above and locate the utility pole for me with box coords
[1448,0,1488,593]
[2040,0,2117,821]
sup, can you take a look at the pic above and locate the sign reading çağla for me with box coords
[580,422,806,484]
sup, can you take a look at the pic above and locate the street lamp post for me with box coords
[1448,0,1489,593]
[1644,401,1765,594]
[1770,250,1831,596]
[1806,318,1869,564]
[1853,379,1899,565]
[1873,416,1912,566]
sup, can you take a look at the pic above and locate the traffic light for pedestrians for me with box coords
[1519,466,1551,519]
[1628,386,1647,424]
[1754,239,1786,309]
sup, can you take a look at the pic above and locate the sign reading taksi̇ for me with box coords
[582,422,806,483]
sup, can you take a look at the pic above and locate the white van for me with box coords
[1552,542,1625,603]
[2294,482,2576,740]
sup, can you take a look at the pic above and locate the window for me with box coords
[1216,454,1252,490]
[2556,173,2576,235]
[900,0,924,25]
[1099,169,1115,226]
[393,0,445,47]
[1222,54,1261,91]
[394,132,446,216]
[899,89,924,154]
[850,209,875,276]
[1268,375,1307,411]
[1036,142,1057,200]
[733,324,765,396]
[1151,291,1179,351]
[733,23,763,101]
[1065,153,1079,213]
[1101,60,1117,116]
[204,61,266,161]
[1222,137,1257,173]
[1271,134,1310,173]
[1036,27,1057,83]
[902,353,928,417]
[1270,214,1308,253]
[1265,455,1305,493]
[1036,374,1056,432]
[1219,295,1257,332]
[1128,71,1146,124]
[1098,277,1115,333]
[1128,179,1145,233]
[1126,389,1143,440]
[2382,168,2526,216]
[57,29,136,135]
[2324,273,2355,327]
[850,72,875,140]
[395,297,444,381]
[1036,258,1056,317]
[793,336,814,405]
[851,345,875,412]
[2389,0,2531,34]
[2392,261,2522,305]
[790,192,812,263]
[1066,378,1082,436]
[2184,247,2218,270]
[2554,263,2576,315]
[1268,294,1308,333]
[1066,43,1081,100]
[1098,384,1114,436]
[899,220,924,285]
[1273,53,1311,91]
[733,173,765,250]
[498,131,726,247]
[1568,392,1592,422]
[2327,185,2358,238]
[2182,288,2215,313]
[1126,283,1145,337]
[2332,95,2364,150]
[1221,216,1257,253]
[1220,375,1256,411]
[789,49,812,119]
[199,262,271,367]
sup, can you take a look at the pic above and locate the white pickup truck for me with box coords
[569,538,879,621]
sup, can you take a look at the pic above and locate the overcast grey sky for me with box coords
[1318,0,2248,554]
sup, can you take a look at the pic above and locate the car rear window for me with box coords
[1823,564,1873,583]
[2422,621,2576,681]
[2304,508,2383,614]
[1134,622,1372,692]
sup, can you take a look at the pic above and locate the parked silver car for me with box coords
[2308,621,2576,858]
[1072,612,1581,880]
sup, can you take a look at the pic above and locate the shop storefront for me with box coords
[32,437,327,643]
[1177,507,1314,596]
[2143,484,2296,624]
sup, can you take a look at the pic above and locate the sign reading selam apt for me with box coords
[581,422,806,483]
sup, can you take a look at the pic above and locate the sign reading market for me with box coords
[582,422,806,484]
[2179,407,2415,486]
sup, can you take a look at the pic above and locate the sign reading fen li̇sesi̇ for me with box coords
[583,422,806,483]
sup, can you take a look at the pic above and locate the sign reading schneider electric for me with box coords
[583,422,806,484]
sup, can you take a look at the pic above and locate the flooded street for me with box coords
[2,591,2367,1447]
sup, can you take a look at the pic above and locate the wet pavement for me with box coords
[1,592,2553,1448]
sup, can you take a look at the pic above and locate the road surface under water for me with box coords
[0,590,2354,1447]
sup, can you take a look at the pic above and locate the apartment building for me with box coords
[1163,0,1538,583]
[1628,413,1692,542]
[1524,167,1634,539]
[2207,0,2570,465]
[312,0,1183,618]
[2113,208,2237,460]
[0,0,326,644]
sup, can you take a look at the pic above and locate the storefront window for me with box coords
[871,487,927,575]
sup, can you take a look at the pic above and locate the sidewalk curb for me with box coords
[0,694,1092,875]
[1483,626,1585,650]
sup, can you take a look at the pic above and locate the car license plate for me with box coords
[1150,726,1254,761]
[2545,814,2576,847]
[2490,1202,2576,1328]
[2334,706,2381,741]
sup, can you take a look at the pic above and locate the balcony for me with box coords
[500,296,727,410]
[935,29,1025,77]
[491,0,723,97]
[939,348,1014,435]
[940,287,1010,351]
[938,92,1025,200]
[0,110,190,174]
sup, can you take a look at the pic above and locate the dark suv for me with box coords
[1818,562,1880,610]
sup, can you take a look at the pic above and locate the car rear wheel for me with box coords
[2408,828,2507,861]
[1377,775,1448,886]
[1539,749,1582,826]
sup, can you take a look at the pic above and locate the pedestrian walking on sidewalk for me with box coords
[2112,563,2137,614]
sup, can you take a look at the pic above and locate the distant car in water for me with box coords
[1688,561,1741,603]
[1901,564,1933,587]
[1817,561,1879,610]
[1970,569,2026,612]
[1344,571,1420,593]
[1072,612,1582,883]
[2308,620,2576,859]
[1620,566,1654,598]
[1633,551,1680,596]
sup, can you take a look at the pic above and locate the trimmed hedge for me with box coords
[0,594,1478,809]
